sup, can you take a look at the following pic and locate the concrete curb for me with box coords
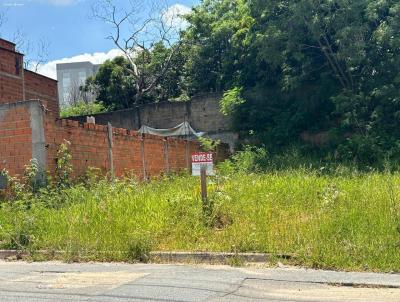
[0,250,27,259]
[149,251,273,264]
[0,250,292,264]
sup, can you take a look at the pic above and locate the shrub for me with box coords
[218,146,268,174]
[55,140,73,189]
[60,101,105,118]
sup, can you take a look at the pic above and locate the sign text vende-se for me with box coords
[192,152,214,176]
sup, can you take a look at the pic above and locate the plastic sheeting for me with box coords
[138,121,205,137]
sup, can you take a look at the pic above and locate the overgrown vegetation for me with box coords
[0,146,400,271]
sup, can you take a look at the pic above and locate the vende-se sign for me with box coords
[192,152,215,176]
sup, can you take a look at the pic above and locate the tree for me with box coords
[92,0,189,104]
[84,56,137,110]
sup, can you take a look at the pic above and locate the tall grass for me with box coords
[0,169,399,271]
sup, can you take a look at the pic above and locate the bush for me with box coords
[60,101,106,118]
[218,146,268,174]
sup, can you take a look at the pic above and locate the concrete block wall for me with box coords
[69,94,239,150]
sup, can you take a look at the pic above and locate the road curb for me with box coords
[149,251,272,264]
[0,249,293,264]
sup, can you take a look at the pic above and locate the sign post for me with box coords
[192,152,214,203]
[200,165,207,202]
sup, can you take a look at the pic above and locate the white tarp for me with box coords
[138,121,205,137]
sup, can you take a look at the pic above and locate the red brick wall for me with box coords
[0,103,33,176]
[24,70,59,117]
[0,39,59,117]
[0,47,24,105]
[44,113,203,179]
[0,39,16,51]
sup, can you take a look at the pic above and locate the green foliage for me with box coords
[198,136,221,152]
[60,101,105,118]
[141,43,188,103]
[126,233,152,263]
[83,56,137,110]
[218,146,268,174]
[55,140,73,189]
[0,159,41,203]
[83,45,188,109]
[182,0,400,164]
[23,159,39,192]
[220,87,246,116]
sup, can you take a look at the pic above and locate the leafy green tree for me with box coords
[83,46,187,110]
[134,42,188,103]
[83,56,136,110]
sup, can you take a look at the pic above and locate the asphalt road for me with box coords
[0,261,399,301]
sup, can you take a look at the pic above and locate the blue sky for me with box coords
[0,0,199,78]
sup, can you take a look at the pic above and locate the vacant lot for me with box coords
[1,170,400,272]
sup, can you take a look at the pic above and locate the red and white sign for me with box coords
[192,152,214,176]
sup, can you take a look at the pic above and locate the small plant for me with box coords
[55,140,73,189]
[218,146,268,174]
[83,167,103,187]
[126,234,152,263]
[198,137,221,152]
[1,169,28,201]
[23,159,40,193]
[322,184,341,207]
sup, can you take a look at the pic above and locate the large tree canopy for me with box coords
[182,0,400,163]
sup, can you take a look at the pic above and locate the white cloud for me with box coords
[35,48,123,79]
[162,4,191,31]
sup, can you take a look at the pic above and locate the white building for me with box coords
[56,62,100,106]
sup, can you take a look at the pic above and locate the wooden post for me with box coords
[164,138,170,175]
[140,134,147,181]
[200,165,207,202]
[107,122,114,179]
[185,139,190,172]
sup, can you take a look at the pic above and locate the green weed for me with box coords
[0,168,400,271]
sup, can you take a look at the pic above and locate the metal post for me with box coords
[107,122,114,179]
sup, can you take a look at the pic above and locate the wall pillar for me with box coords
[29,101,46,185]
